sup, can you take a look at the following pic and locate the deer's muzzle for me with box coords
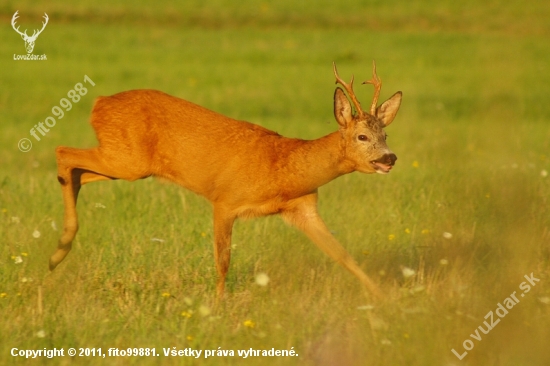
[371,153,397,174]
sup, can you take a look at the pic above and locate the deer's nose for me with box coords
[378,153,397,166]
[389,153,397,165]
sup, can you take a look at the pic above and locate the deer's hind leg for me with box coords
[50,146,149,270]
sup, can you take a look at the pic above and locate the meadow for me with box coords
[1,1,549,365]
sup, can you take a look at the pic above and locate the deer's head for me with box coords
[11,11,49,54]
[333,61,402,174]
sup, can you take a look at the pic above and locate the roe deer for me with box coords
[50,61,402,299]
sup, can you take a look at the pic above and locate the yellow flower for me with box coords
[243,320,255,328]
[421,229,430,235]
[412,161,419,168]
[186,335,194,341]
[0,293,7,298]
[181,310,193,318]
[201,232,207,237]
[405,228,411,234]
[21,252,28,257]
[388,234,395,241]
[161,292,171,298]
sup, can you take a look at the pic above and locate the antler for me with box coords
[32,13,49,38]
[11,11,48,39]
[362,60,382,116]
[11,11,27,37]
[333,62,366,119]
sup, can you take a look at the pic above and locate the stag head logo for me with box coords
[11,11,49,54]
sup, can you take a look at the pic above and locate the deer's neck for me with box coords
[284,131,355,192]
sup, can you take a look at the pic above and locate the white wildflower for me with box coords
[255,272,270,286]
[401,266,416,278]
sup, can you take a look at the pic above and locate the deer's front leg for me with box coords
[213,206,236,298]
[281,193,383,299]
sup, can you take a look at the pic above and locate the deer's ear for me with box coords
[376,91,402,126]
[334,87,353,128]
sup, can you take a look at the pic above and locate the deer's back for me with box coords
[88,90,307,206]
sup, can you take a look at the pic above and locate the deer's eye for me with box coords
[358,135,368,141]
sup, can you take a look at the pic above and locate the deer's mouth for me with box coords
[370,153,397,174]
[371,161,393,174]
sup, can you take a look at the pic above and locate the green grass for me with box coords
[1,1,549,365]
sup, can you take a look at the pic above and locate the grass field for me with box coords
[1,1,549,365]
